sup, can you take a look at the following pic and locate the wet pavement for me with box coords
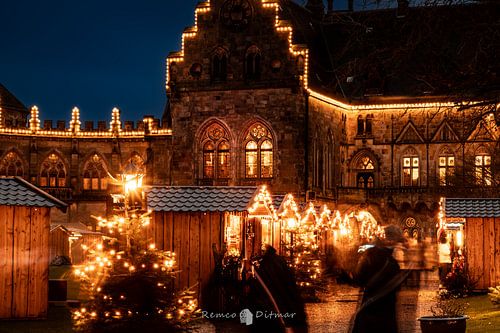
[306,270,439,333]
[193,270,440,332]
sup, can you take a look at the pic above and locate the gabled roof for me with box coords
[146,186,258,212]
[444,198,500,218]
[0,177,67,210]
[0,83,28,114]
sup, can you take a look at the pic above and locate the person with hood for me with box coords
[351,225,407,333]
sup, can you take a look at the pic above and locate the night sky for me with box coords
[0,0,201,122]
[0,0,352,123]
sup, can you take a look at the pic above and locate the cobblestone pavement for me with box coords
[193,271,440,332]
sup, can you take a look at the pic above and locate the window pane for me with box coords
[83,178,91,190]
[412,168,419,184]
[358,177,365,188]
[485,167,492,186]
[246,150,258,178]
[261,140,273,150]
[101,178,108,190]
[203,152,214,179]
[404,158,411,167]
[92,178,99,190]
[40,177,48,187]
[403,169,411,186]
[448,157,454,166]
[218,151,230,178]
[475,156,483,166]
[439,157,446,166]
[58,177,66,187]
[261,150,273,178]
[484,155,491,166]
[367,176,374,188]
[413,158,419,167]
[439,168,446,186]
[246,141,258,150]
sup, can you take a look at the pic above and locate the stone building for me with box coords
[0,0,498,239]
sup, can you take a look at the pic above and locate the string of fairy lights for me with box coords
[72,175,199,330]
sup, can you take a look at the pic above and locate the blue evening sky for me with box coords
[0,0,355,122]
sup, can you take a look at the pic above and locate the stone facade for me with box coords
[0,0,498,239]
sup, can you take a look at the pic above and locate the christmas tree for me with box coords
[72,173,199,333]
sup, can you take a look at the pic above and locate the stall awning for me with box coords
[444,198,500,218]
[146,186,258,212]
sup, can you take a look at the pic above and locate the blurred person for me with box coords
[351,225,407,333]
[243,245,308,333]
[438,231,452,285]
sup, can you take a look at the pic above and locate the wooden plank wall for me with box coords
[0,206,50,319]
[49,228,70,263]
[465,217,499,290]
[148,212,225,301]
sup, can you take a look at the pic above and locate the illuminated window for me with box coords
[245,141,258,178]
[212,47,228,82]
[402,149,419,186]
[203,142,215,179]
[0,151,24,177]
[245,45,261,80]
[83,154,108,190]
[244,124,274,179]
[353,152,376,188]
[200,123,231,180]
[357,156,375,170]
[438,152,455,186]
[40,153,66,187]
[475,149,492,186]
[217,141,230,178]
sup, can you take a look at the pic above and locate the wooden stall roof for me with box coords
[146,186,259,212]
[50,223,102,236]
[444,198,500,218]
[0,177,67,211]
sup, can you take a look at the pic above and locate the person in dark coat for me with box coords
[351,225,406,333]
[244,245,308,333]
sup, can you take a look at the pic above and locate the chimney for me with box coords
[327,0,333,14]
[348,0,354,12]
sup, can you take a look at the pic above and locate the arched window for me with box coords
[352,152,376,188]
[402,148,419,187]
[244,124,274,179]
[438,147,455,186]
[40,153,66,187]
[0,151,24,177]
[212,48,228,82]
[83,154,108,191]
[200,123,231,179]
[475,147,492,186]
[245,45,261,80]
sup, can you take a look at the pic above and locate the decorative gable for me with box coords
[396,121,425,144]
[467,116,498,142]
[432,120,459,142]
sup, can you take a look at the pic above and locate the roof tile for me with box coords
[445,198,500,218]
